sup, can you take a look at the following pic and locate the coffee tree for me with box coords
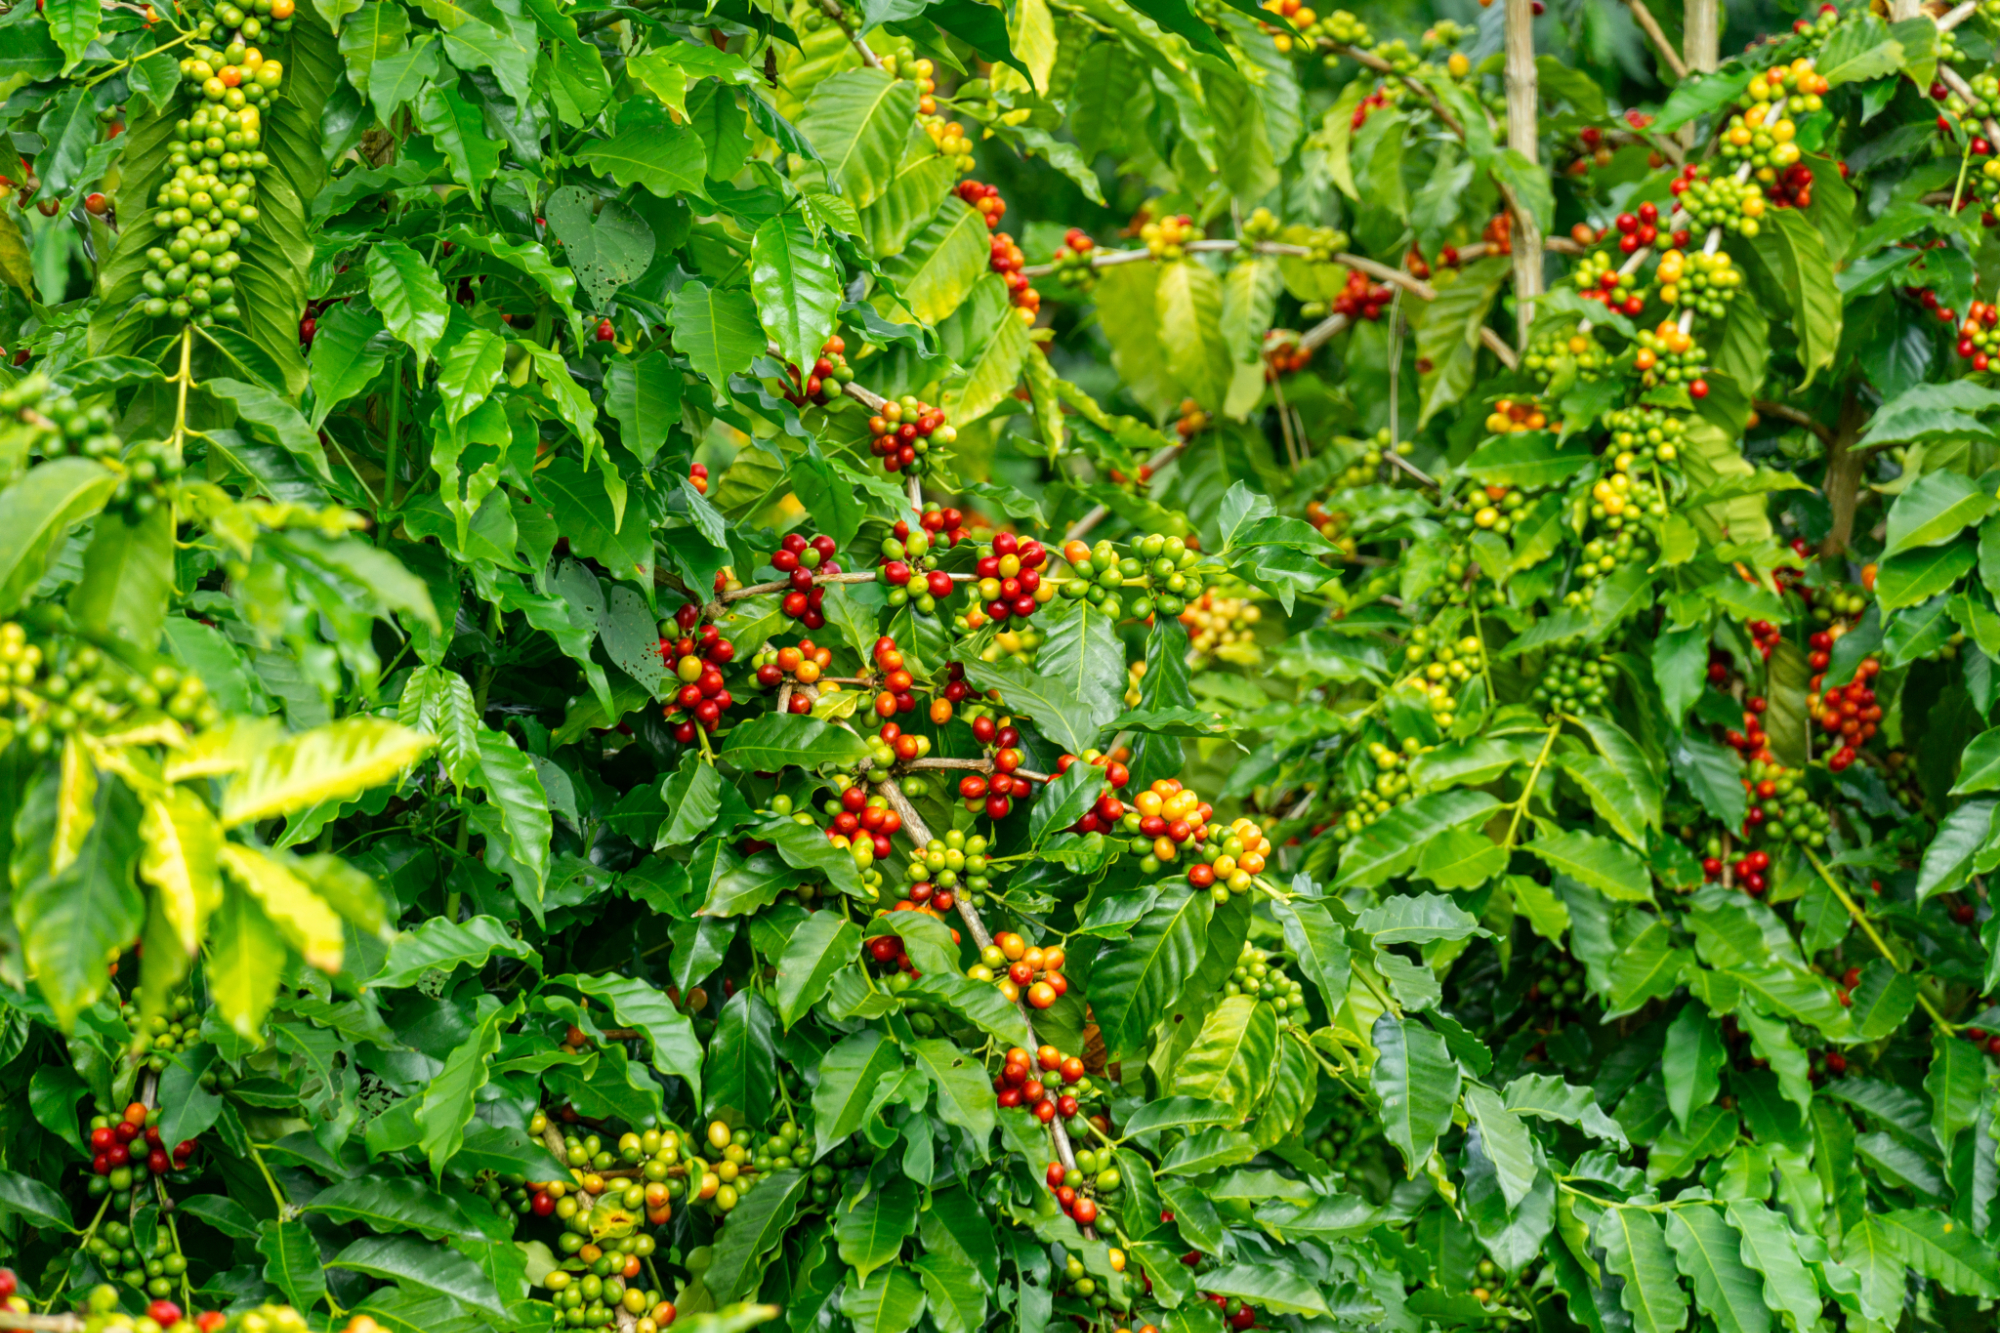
[1,0,2000,1328]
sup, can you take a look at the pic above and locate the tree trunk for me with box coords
[1504,0,1542,347]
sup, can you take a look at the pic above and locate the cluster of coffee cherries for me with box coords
[1436,542,1507,608]
[1060,532,1204,621]
[866,395,954,476]
[1604,403,1685,464]
[538,1267,675,1333]
[1954,302,2000,372]
[771,531,843,630]
[1568,249,1651,318]
[657,605,736,741]
[995,1044,1087,1127]
[1262,329,1312,379]
[1255,0,1322,53]
[961,530,1053,629]
[1718,103,1803,175]
[1400,627,1484,724]
[1672,165,1768,237]
[1524,326,1610,388]
[1330,266,1396,322]
[882,511,968,615]
[1591,450,1670,524]
[1110,776,1207,874]
[1306,1093,1380,1173]
[1141,212,1197,260]
[751,638,834,711]
[1722,690,1775,763]
[1741,758,1830,848]
[1179,589,1263,666]
[1,623,214,756]
[782,335,850,406]
[863,635,919,721]
[971,932,1066,1009]
[1529,646,1615,717]
[1050,228,1099,292]
[916,85,972,170]
[1175,396,1211,440]
[988,231,1039,323]
[955,179,1005,230]
[1325,741,1420,841]
[1225,942,1306,1017]
[1467,483,1534,536]
[1804,579,1871,624]
[1323,427,1417,488]
[810,775,905,865]
[82,1216,188,1300]
[1606,201,1664,256]
[119,992,202,1073]
[146,30,286,327]
[8,376,183,519]
[83,1297,279,1333]
[1811,652,1882,772]
[86,1101,196,1217]
[1523,951,1588,1016]
[1656,248,1741,318]
[1054,749,1135,834]
[1304,499,1357,558]
[902,828,991,908]
[1633,320,1708,396]
[1482,398,1551,435]
[1479,211,1514,256]
[956,744,1034,820]
[1706,845,1776,895]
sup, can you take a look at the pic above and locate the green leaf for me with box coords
[1123,0,1234,63]
[957,655,1098,755]
[207,884,286,1039]
[329,1234,503,1308]
[721,713,870,771]
[1878,1208,2000,1296]
[882,199,989,324]
[842,1266,926,1333]
[908,1037,997,1146]
[1915,799,1997,902]
[1723,1202,1827,1333]
[258,1218,326,1310]
[604,351,683,464]
[1171,994,1278,1117]
[472,728,551,894]
[1370,1015,1460,1176]
[1665,1204,1770,1333]
[1874,539,1976,612]
[1503,1073,1628,1145]
[306,1176,480,1239]
[308,302,394,427]
[1953,727,2000,793]
[545,185,655,307]
[69,506,173,650]
[565,973,705,1107]
[43,0,100,71]
[838,1177,918,1285]
[0,457,116,616]
[11,766,143,1029]
[370,916,540,991]
[1154,259,1233,413]
[1925,1026,1986,1157]
[1595,1205,1690,1333]
[752,212,841,376]
[705,1169,809,1303]
[0,1170,74,1232]
[1198,1265,1329,1317]
[435,324,507,425]
[1884,469,1996,557]
[418,998,512,1180]
[812,1030,904,1160]
[1091,885,1213,1057]
[1417,257,1509,426]
[948,304,1032,425]
[222,718,431,828]
[1528,823,1654,903]
[705,990,779,1122]
[1460,432,1595,488]
[367,241,451,370]
[1747,206,1840,385]
[1464,1083,1537,1210]
[1335,790,1501,889]
[798,68,920,207]
[1663,1004,1725,1130]
[670,280,764,393]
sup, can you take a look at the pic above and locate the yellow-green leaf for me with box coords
[221,717,433,827]
[139,789,223,957]
[218,843,346,973]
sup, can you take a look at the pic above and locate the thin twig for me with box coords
[1621,0,1689,78]
[1753,399,1834,445]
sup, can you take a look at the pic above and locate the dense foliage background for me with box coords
[6,0,2000,1330]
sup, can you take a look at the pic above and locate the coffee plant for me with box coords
[5,0,2000,1330]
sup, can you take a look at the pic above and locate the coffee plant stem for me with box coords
[1804,849,1958,1035]
[1619,0,1688,80]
